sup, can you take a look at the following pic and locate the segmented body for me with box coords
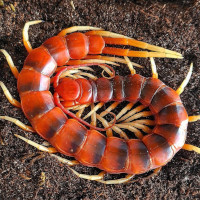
[16,32,189,174]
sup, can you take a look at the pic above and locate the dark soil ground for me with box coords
[0,0,200,199]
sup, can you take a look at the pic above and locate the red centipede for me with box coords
[0,21,199,184]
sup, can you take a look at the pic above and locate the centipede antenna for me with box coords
[150,57,158,79]
[58,26,103,37]
[14,134,57,153]
[0,116,34,132]
[124,56,136,74]
[176,63,193,95]
[182,144,200,154]
[188,115,200,122]
[0,81,21,108]
[0,49,19,79]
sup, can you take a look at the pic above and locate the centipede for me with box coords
[0,20,199,184]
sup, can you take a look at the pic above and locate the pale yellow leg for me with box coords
[83,102,104,120]
[75,72,98,80]
[96,114,113,137]
[69,168,106,181]
[150,57,158,79]
[23,20,43,53]
[188,115,200,122]
[71,104,89,111]
[124,56,136,75]
[131,119,155,126]
[0,81,21,108]
[176,63,193,95]
[111,125,129,140]
[84,55,143,68]
[0,50,19,79]
[100,102,120,117]
[15,134,57,153]
[113,103,134,122]
[90,103,97,127]
[121,122,152,134]
[0,116,34,132]
[117,104,146,122]
[115,124,144,139]
[123,111,152,122]
[76,107,86,118]
[58,26,103,37]
[15,134,79,166]
[182,144,200,154]
[50,154,79,166]
[96,174,134,184]
[66,58,119,67]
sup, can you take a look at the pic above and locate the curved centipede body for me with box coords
[0,21,199,184]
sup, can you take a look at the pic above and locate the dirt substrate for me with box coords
[0,0,200,199]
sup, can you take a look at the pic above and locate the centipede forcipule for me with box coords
[0,21,199,184]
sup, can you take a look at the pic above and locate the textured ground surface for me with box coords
[0,0,200,199]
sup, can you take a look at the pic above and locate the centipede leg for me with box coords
[15,134,79,166]
[0,116,34,132]
[117,104,146,122]
[69,168,106,181]
[0,82,21,108]
[83,102,104,120]
[150,57,158,79]
[0,49,19,79]
[90,103,97,127]
[100,102,120,117]
[66,58,119,67]
[95,174,134,184]
[15,134,57,153]
[188,115,200,122]
[23,20,44,53]
[182,115,200,154]
[83,55,143,68]
[176,63,193,95]
[50,154,79,166]
[182,144,200,154]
